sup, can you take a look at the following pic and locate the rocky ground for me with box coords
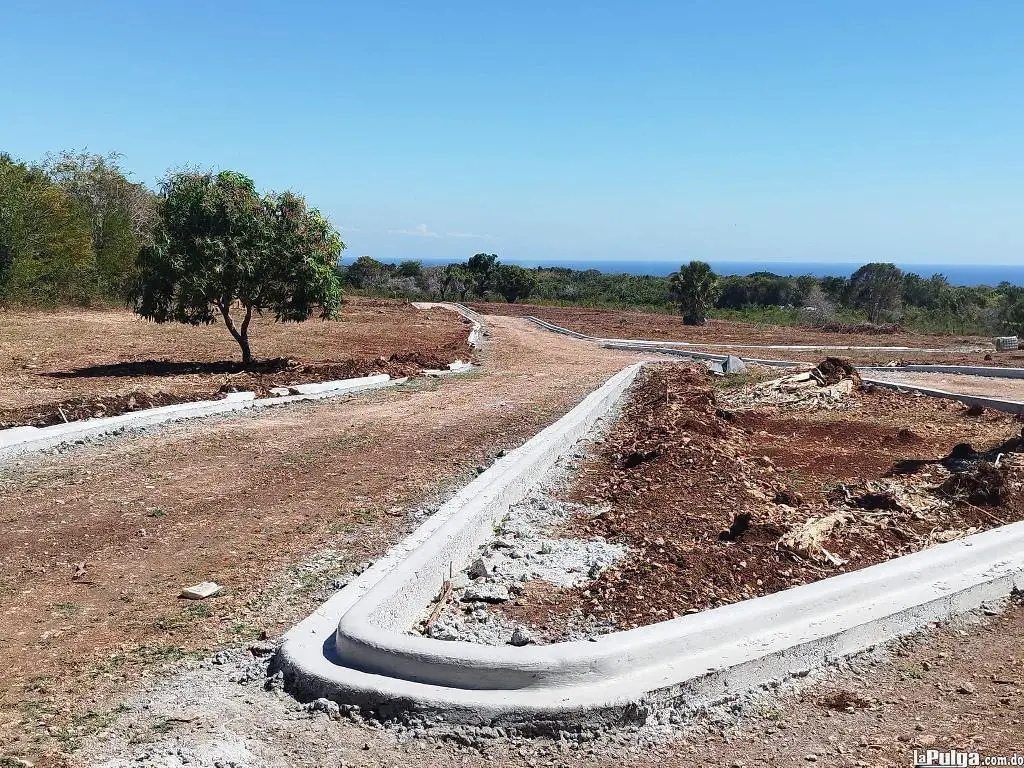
[479,362,1024,635]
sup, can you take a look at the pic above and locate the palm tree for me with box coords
[669,260,719,325]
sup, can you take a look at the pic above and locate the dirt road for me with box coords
[3,316,1022,767]
[0,316,636,765]
[865,370,1024,403]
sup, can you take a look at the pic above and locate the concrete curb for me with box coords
[859,364,1024,380]
[603,344,1024,415]
[526,316,991,354]
[413,301,486,350]
[861,377,1024,415]
[274,363,1024,730]
[603,342,799,369]
[0,374,400,461]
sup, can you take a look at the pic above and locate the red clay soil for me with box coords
[470,302,1016,367]
[0,297,471,427]
[503,364,1024,634]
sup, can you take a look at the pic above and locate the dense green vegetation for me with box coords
[0,151,156,305]
[338,254,1024,336]
[133,170,343,363]
[2,149,1022,339]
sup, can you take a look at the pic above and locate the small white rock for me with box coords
[462,583,510,603]
[179,581,223,600]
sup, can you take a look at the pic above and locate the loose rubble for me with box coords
[415,458,626,645]
[498,362,1024,635]
[724,357,861,410]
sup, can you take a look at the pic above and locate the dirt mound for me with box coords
[542,363,1024,631]
[723,358,861,411]
[811,357,861,386]
[939,462,1006,506]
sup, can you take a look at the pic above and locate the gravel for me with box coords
[417,454,627,646]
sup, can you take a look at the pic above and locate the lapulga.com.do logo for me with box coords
[914,750,1024,766]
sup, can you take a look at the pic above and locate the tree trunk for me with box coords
[219,302,254,367]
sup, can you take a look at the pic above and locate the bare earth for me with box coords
[1,309,1021,767]
[0,297,471,418]
[470,302,1024,368]
[865,370,1024,403]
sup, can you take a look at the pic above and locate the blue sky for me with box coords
[2,1,1022,266]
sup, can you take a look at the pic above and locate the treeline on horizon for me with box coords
[340,254,1024,336]
[2,149,1022,337]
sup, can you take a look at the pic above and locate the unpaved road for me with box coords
[865,370,1024,403]
[0,316,636,765]
[3,316,1022,767]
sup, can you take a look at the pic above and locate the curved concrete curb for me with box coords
[0,374,402,461]
[413,301,485,350]
[274,363,1024,731]
[526,316,991,354]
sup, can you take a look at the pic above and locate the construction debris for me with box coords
[723,359,861,410]
[179,581,224,600]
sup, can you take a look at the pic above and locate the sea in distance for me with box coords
[377,257,1023,287]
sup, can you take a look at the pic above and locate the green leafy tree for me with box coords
[344,255,387,289]
[439,263,473,301]
[668,260,719,325]
[848,262,904,323]
[43,151,157,298]
[493,263,538,303]
[999,284,1024,335]
[465,252,498,296]
[0,154,94,305]
[395,259,423,279]
[132,170,344,365]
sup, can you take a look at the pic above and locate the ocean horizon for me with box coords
[375,256,1024,287]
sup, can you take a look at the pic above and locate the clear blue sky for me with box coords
[2,1,1022,266]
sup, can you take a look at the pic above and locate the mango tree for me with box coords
[132,170,344,365]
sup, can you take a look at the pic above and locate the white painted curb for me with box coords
[0,374,400,461]
[274,363,1024,730]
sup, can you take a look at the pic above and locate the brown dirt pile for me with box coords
[550,364,1024,630]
